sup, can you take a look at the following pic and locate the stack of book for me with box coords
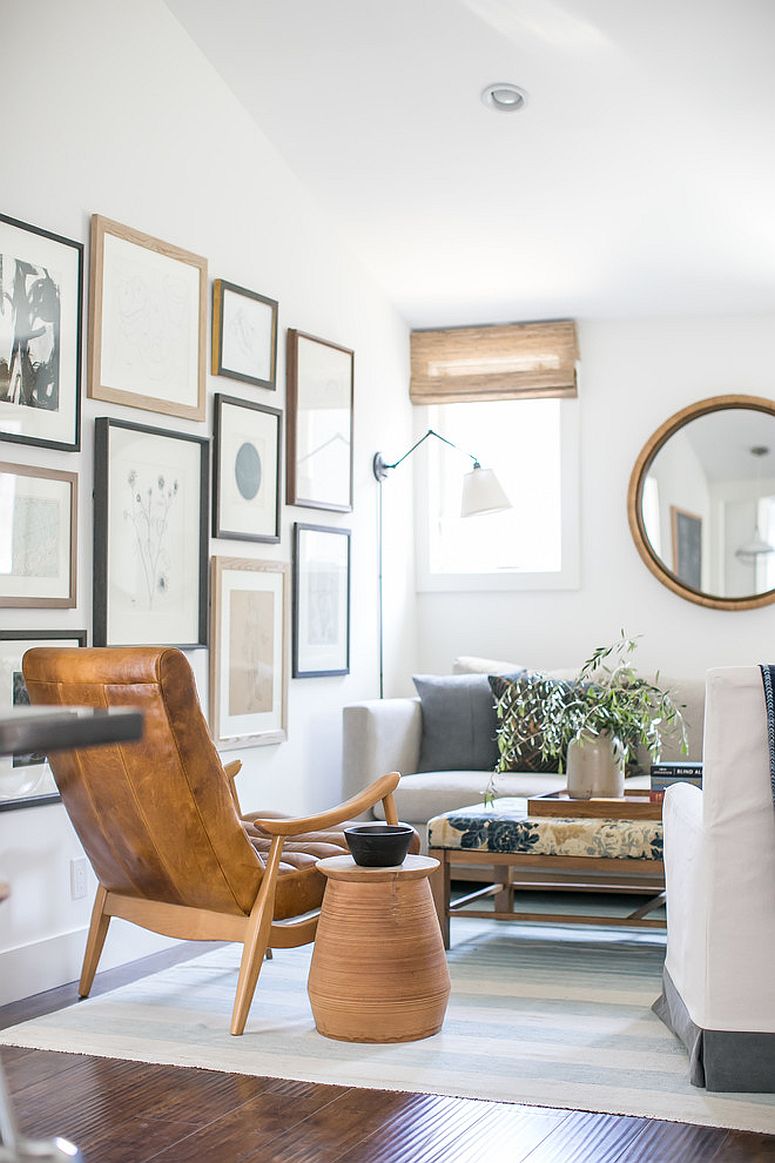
[650,761,703,802]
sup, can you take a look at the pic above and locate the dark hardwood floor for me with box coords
[1,946,774,1162]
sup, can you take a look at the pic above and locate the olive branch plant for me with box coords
[483,631,688,807]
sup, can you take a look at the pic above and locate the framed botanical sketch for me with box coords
[88,214,207,421]
[0,212,83,451]
[211,279,278,390]
[0,462,77,607]
[93,418,209,648]
[210,556,289,749]
[293,523,350,678]
[286,329,354,511]
[0,630,86,811]
[213,394,281,543]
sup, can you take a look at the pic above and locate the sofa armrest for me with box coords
[342,698,422,806]
[662,782,706,1010]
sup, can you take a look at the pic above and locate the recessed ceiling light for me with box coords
[481,82,528,112]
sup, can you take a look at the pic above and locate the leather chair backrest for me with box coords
[23,647,263,916]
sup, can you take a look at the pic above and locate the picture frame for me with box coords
[0,211,83,451]
[88,214,207,421]
[293,523,351,678]
[211,278,278,390]
[210,556,289,749]
[0,630,87,811]
[671,505,702,590]
[213,394,281,543]
[286,329,354,512]
[93,417,209,648]
[0,461,77,607]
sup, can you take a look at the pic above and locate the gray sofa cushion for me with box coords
[413,673,518,772]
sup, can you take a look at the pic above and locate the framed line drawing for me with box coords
[94,417,209,648]
[0,211,83,451]
[210,556,289,749]
[211,278,278,389]
[0,461,77,607]
[0,629,86,811]
[88,214,207,421]
[293,523,350,678]
[286,329,354,512]
[213,394,281,543]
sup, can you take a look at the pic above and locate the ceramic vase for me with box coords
[565,729,625,799]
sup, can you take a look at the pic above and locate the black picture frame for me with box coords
[93,417,209,648]
[0,629,87,812]
[286,329,354,512]
[211,278,278,390]
[213,393,282,543]
[0,211,83,452]
[292,522,351,678]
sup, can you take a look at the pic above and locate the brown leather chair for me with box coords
[22,646,407,1036]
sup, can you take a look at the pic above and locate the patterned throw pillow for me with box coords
[488,672,573,774]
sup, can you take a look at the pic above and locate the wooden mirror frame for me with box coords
[627,394,775,611]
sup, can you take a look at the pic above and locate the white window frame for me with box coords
[414,398,581,593]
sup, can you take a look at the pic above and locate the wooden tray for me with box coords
[527,789,663,821]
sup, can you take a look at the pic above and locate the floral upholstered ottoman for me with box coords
[427,797,665,948]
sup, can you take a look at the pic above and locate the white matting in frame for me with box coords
[0,462,77,607]
[0,631,86,810]
[210,556,289,749]
[213,394,281,542]
[94,418,208,647]
[89,215,207,421]
[293,523,350,678]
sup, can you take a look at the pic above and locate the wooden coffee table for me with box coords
[308,854,450,1043]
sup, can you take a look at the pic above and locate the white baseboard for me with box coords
[0,922,179,1008]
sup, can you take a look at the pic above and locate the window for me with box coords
[416,397,580,591]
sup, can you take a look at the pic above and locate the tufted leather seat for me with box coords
[22,645,410,1034]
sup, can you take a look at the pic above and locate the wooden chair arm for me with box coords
[223,759,243,815]
[249,772,400,836]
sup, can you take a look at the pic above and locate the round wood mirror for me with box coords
[628,395,775,610]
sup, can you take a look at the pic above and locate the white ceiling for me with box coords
[167,0,775,327]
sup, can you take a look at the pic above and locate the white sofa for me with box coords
[343,656,706,845]
[654,665,775,1091]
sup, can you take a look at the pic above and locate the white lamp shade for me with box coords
[460,467,511,518]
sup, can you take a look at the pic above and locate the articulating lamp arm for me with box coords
[373,428,480,481]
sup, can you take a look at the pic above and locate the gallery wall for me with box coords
[0,0,416,1003]
[417,315,775,679]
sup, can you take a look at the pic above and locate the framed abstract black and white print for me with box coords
[211,279,278,390]
[0,212,83,451]
[213,394,281,543]
[0,629,87,811]
[93,418,209,648]
[292,522,350,678]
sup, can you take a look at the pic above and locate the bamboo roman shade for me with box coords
[410,319,578,405]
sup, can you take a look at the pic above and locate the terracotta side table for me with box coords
[308,854,450,1043]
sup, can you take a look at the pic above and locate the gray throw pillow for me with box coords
[413,673,513,773]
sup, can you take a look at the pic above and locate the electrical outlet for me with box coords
[70,858,88,900]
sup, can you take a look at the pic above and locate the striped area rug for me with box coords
[2,917,775,1133]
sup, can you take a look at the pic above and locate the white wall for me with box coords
[0,0,416,1004]
[418,315,775,678]
[649,427,711,587]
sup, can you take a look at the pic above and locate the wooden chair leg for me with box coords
[230,835,284,1036]
[79,884,110,998]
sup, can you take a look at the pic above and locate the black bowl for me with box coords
[344,823,414,868]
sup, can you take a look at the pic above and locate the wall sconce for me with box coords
[373,428,511,697]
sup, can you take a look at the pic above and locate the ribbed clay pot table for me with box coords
[308,854,450,1043]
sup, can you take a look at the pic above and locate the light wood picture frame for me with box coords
[213,394,281,543]
[210,556,289,749]
[88,214,207,421]
[286,329,354,512]
[0,211,83,451]
[93,418,209,647]
[292,523,351,678]
[0,461,77,607]
[0,629,87,811]
[211,278,278,390]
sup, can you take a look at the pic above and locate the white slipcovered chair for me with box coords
[654,666,775,1091]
